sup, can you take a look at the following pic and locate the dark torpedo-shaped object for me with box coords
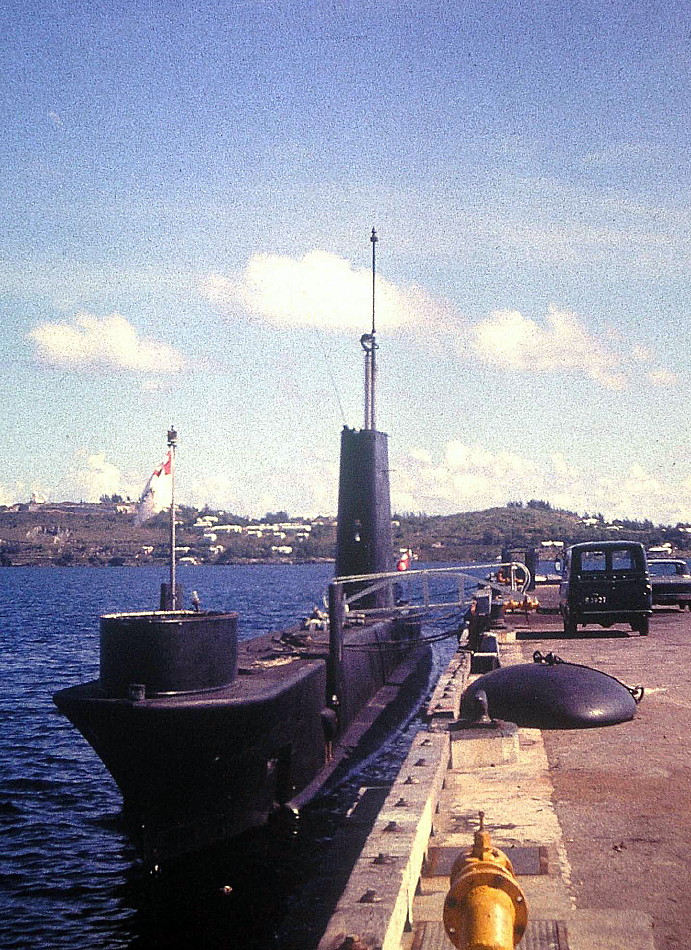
[460,652,642,729]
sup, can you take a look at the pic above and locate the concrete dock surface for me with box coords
[316,588,691,950]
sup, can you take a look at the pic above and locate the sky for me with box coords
[2,0,690,523]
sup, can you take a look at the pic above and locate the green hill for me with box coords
[394,502,686,562]
[0,498,687,567]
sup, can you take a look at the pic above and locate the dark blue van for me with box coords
[559,541,652,636]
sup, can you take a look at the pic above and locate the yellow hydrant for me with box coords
[443,811,528,950]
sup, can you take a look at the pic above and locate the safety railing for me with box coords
[327,561,531,624]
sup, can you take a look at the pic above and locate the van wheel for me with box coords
[637,617,649,636]
[564,614,577,637]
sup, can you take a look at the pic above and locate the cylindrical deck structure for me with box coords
[99,611,238,698]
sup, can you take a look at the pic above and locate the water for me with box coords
[0,565,456,950]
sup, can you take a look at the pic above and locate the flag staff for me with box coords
[167,425,178,609]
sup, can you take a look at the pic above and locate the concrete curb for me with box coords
[317,730,449,950]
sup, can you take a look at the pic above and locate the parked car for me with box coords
[559,541,652,636]
[648,558,691,609]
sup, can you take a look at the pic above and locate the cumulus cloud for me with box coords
[392,440,544,514]
[391,440,691,524]
[583,143,657,167]
[201,250,455,333]
[203,251,675,391]
[647,368,679,387]
[75,453,128,502]
[0,481,25,506]
[471,307,630,389]
[30,312,185,374]
[186,459,338,519]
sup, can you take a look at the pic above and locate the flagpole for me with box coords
[167,426,177,609]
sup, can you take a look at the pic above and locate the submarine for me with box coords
[53,231,432,865]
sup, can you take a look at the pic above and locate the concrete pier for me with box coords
[316,588,691,950]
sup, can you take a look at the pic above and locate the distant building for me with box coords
[194,515,219,527]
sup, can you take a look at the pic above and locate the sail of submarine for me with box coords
[336,228,394,595]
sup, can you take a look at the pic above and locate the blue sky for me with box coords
[2,0,690,522]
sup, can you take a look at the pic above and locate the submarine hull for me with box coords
[54,616,427,863]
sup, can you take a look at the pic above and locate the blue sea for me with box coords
[0,565,457,950]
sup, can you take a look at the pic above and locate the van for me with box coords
[559,541,652,636]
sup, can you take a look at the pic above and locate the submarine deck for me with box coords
[55,627,330,707]
[59,615,413,706]
[310,586,691,950]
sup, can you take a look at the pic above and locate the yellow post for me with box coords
[443,812,528,950]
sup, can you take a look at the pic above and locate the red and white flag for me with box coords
[135,451,172,525]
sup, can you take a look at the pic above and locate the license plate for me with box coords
[584,594,607,605]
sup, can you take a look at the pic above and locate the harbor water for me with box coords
[0,564,456,950]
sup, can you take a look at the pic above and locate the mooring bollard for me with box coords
[443,811,527,950]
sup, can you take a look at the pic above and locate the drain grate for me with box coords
[423,844,548,877]
[411,919,569,950]
[522,919,570,949]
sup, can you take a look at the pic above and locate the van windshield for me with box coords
[649,561,687,577]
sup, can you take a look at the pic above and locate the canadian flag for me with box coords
[135,451,172,525]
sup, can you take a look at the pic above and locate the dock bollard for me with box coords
[443,811,527,950]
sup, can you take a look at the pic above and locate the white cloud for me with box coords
[647,368,679,387]
[203,252,676,391]
[201,250,455,333]
[0,482,25,506]
[29,312,185,374]
[186,458,339,519]
[630,345,654,363]
[75,453,128,503]
[469,306,678,390]
[471,307,629,389]
[391,441,691,524]
[392,440,544,514]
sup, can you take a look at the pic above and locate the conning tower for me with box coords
[335,228,394,601]
[336,427,393,582]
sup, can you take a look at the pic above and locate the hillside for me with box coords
[0,499,688,568]
[0,503,335,567]
[395,501,691,561]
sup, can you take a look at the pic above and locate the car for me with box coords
[559,541,652,636]
[647,558,691,609]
